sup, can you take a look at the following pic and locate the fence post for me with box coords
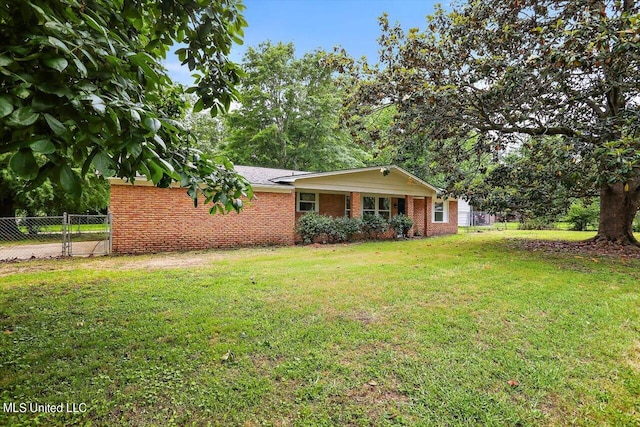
[62,212,68,256]
[107,213,113,255]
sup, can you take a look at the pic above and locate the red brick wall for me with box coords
[319,193,346,218]
[294,193,346,221]
[110,185,295,254]
[412,198,425,236]
[350,192,361,218]
[425,198,458,236]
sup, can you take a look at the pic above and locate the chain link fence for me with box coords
[66,214,112,257]
[0,214,111,261]
[460,211,509,232]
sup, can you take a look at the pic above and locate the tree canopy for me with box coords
[337,0,640,245]
[223,41,370,171]
[0,0,251,215]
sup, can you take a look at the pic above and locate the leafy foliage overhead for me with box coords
[0,153,109,217]
[335,0,640,244]
[0,0,251,213]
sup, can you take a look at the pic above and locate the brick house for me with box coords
[108,165,458,254]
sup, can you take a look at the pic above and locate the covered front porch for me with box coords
[275,166,458,238]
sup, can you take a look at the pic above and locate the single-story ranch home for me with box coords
[108,165,458,254]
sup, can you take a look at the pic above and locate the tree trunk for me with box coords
[594,180,640,246]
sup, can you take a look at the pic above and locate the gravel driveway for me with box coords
[0,240,108,261]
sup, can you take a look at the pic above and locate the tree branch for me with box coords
[476,124,578,137]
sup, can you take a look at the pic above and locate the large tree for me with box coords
[338,0,640,245]
[0,0,251,216]
[224,41,370,171]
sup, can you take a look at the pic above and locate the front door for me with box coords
[397,198,406,215]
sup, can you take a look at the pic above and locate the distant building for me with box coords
[457,199,495,227]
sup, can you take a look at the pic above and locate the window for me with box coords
[297,192,317,212]
[434,200,448,222]
[345,195,351,217]
[362,196,391,219]
[363,196,376,217]
[378,197,391,220]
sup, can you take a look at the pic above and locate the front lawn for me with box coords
[1,231,638,426]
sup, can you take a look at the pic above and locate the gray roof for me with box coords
[234,165,310,185]
[234,165,442,194]
[269,165,442,193]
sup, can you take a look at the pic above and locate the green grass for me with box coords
[1,231,639,426]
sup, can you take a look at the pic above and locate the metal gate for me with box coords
[64,213,112,257]
[0,213,111,261]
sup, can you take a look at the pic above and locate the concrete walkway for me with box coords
[0,240,108,261]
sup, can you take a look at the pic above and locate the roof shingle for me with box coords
[234,165,310,185]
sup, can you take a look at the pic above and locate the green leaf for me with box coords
[46,36,70,53]
[44,113,67,136]
[86,94,106,114]
[153,134,166,151]
[31,94,57,112]
[43,57,69,72]
[79,48,98,68]
[8,107,39,127]
[143,117,161,134]
[193,98,204,113]
[0,95,13,118]
[92,150,115,176]
[39,84,73,98]
[59,164,81,197]
[13,87,31,99]
[82,13,104,33]
[175,48,187,62]
[0,55,13,67]
[144,159,164,183]
[30,139,56,154]
[187,183,198,203]
[128,142,142,158]
[9,149,39,179]
[108,108,121,134]
[73,58,88,78]
[129,53,160,82]
[159,118,182,133]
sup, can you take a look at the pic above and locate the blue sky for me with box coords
[165,0,443,85]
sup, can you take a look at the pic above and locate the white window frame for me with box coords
[345,194,351,217]
[362,195,391,219]
[297,192,318,212]
[433,200,449,223]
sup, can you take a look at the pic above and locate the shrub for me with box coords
[332,216,363,242]
[296,213,333,243]
[565,200,599,231]
[517,218,555,230]
[633,210,640,232]
[389,214,413,237]
[362,213,389,238]
[297,213,396,244]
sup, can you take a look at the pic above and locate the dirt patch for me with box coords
[628,340,640,372]
[0,247,273,277]
[0,252,217,277]
[329,377,411,422]
[107,253,222,270]
[507,239,640,259]
[344,378,409,404]
[324,309,384,326]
